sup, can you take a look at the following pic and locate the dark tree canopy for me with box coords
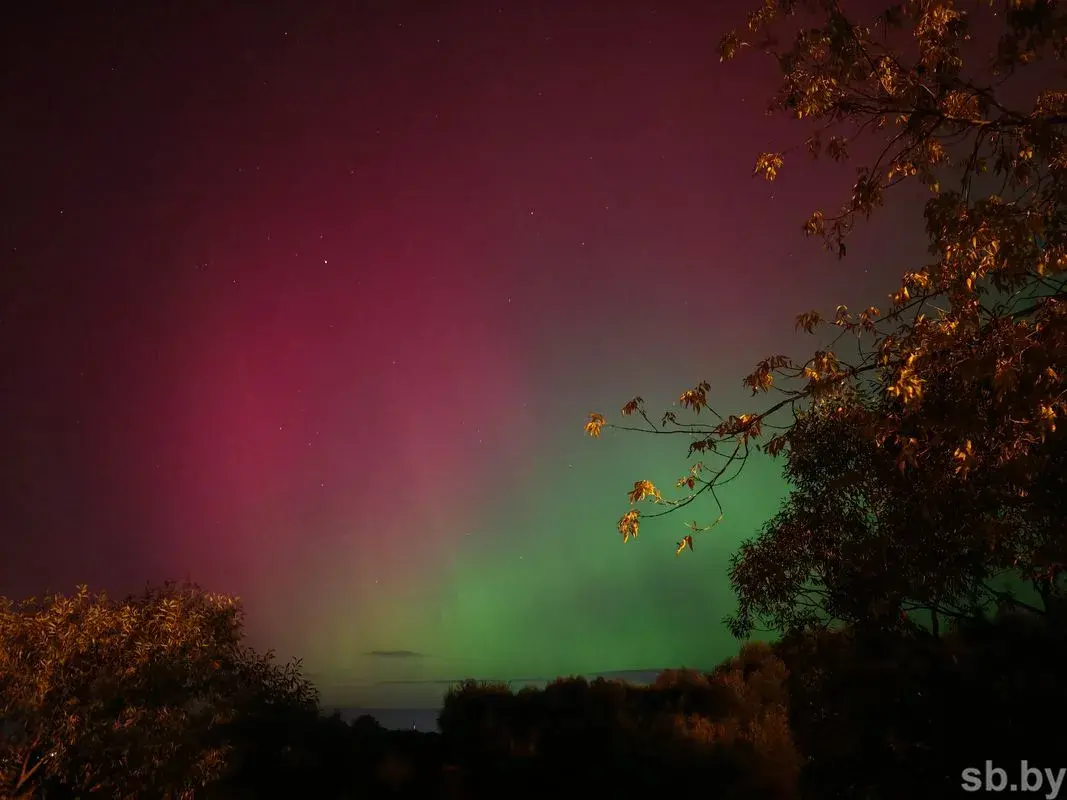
[0,582,318,799]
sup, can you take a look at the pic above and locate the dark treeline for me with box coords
[2,583,1064,799]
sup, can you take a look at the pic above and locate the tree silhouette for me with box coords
[584,0,1067,636]
[0,582,318,798]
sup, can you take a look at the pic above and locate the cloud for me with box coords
[364,650,427,658]
[376,679,458,686]
[373,669,667,687]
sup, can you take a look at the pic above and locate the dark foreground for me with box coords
[4,597,1063,799]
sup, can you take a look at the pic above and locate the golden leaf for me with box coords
[858,305,881,332]
[735,413,763,440]
[953,440,976,478]
[719,31,744,62]
[804,210,825,236]
[628,480,663,504]
[887,359,924,404]
[618,509,640,543]
[1038,404,1057,434]
[904,271,930,289]
[753,152,784,181]
[743,366,774,394]
[680,381,712,413]
[675,535,694,557]
[584,412,606,438]
[891,285,910,305]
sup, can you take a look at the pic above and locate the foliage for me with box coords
[437,645,800,798]
[773,612,1067,799]
[584,0,1067,635]
[3,580,1064,799]
[0,582,318,799]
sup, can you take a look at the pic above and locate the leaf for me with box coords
[735,413,763,440]
[628,480,663,504]
[795,310,822,334]
[679,381,712,413]
[764,434,788,458]
[617,509,640,543]
[675,535,694,557]
[826,136,848,161]
[718,31,744,62]
[803,210,825,236]
[688,438,711,457]
[676,475,697,490]
[753,152,784,181]
[621,397,644,417]
[953,440,976,478]
[584,413,606,438]
[743,366,775,394]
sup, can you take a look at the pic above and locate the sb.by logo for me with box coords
[961,761,1065,799]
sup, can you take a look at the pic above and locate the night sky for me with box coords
[2,0,923,709]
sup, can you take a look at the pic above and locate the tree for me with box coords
[0,582,318,799]
[585,0,1067,636]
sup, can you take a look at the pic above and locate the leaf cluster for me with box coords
[585,0,1067,635]
[0,582,318,798]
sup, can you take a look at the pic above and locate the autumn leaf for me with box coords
[628,480,663,504]
[858,306,881,332]
[891,285,910,305]
[618,509,640,543]
[679,381,712,413]
[1038,403,1057,435]
[953,439,976,478]
[584,412,606,438]
[675,535,694,556]
[764,434,788,458]
[903,271,930,289]
[677,462,704,490]
[744,354,792,395]
[688,438,712,457]
[803,210,825,236]
[832,305,851,327]
[754,152,784,181]
[743,367,775,394]
[718,31,744,62]
[795,310,822,334]
[735,413,763,440]
[621,397,644,416]
[826,136,848,161]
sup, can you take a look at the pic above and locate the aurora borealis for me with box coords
[2,0,920,711]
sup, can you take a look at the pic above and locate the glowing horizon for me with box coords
[1,0,921,709]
